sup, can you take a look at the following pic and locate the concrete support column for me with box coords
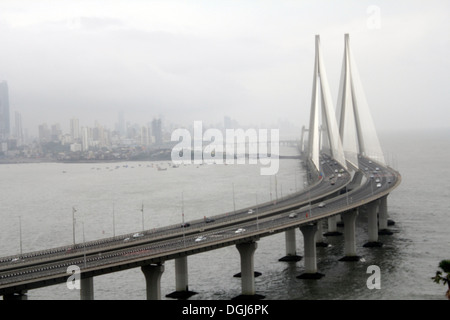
[368,201,379,242]
[236,242,258,296]
[328,216,337,232]
[141,264,164,300]
[378,196,388,230]
[279,229,302,261]
[364,201,383,247]
[166,256,197,299]
[315,220,328,247]
[297,224,324,279]
[378,195,394,235]
[378,195,388,228]
[339,209,360,261]
[80,276,94,300]
[336,214,342,224]
[175,256,189,292]
[324,216,342,236]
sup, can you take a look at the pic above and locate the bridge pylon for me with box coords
[307,35,347,174]
[336,34,386,167]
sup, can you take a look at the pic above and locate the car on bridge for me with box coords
[318,202,326,208]
[235,228,246,234]
[195,236,206,242]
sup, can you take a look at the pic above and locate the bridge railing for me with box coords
[0,157,347,270]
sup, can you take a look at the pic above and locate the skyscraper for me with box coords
[0,81,10,141]
[15,111,24,146]
[152,118,162,145]
[117,111,125,137]
[70,118,80,142]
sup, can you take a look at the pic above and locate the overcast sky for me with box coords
[0,0,449,137]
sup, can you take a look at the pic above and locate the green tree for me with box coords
[432,260,450,299]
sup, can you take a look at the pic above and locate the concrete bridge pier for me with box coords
[279,229,302,261]
[141,263,165,300]
[315,220,328,247]
[80,276,94,300]
[324,216,342,236]
[364,201,383,247]
[339,209,361,261]
[234,241,264,299]
[378,195,393,235]
[166,256,197,299]
[297,223,324,279]
[336,214,344,227]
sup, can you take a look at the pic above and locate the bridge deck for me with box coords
[0,156,400,296]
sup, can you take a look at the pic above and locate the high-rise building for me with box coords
[152,118,162,145]
[15,111,24,146]
[38,123,51,142]
[51,123,62,142]
[141,125,150,146]
[81,127,89,151]
[70,118,80,142]
[117,111,125,137]
[0,81,10,141]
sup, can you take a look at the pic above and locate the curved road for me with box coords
[0,155,400,296]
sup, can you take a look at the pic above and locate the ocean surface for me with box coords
[0,128,449,300]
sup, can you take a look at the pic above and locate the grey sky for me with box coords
[0,0,449,137]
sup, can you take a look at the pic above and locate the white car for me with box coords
[133,233,143,238]
[235,228,246,234]
[376,183,382,188]
[247,209,254,214]
[195,236,206,242]
[289,212,297,218]
[318,202,326,208]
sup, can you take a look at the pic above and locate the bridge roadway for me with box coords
[0,156,400,296]
[0,154,348,272]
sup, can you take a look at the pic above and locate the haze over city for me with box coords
[0,0,449,139]
[2,1,450,305]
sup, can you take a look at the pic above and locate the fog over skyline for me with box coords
[0,0,449,137]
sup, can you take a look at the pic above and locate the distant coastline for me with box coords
[0,154,300,165]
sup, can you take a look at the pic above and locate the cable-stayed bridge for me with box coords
[0,34,400,300]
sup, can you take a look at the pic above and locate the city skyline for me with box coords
[1,1,449,138]
[1,84,303,145]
